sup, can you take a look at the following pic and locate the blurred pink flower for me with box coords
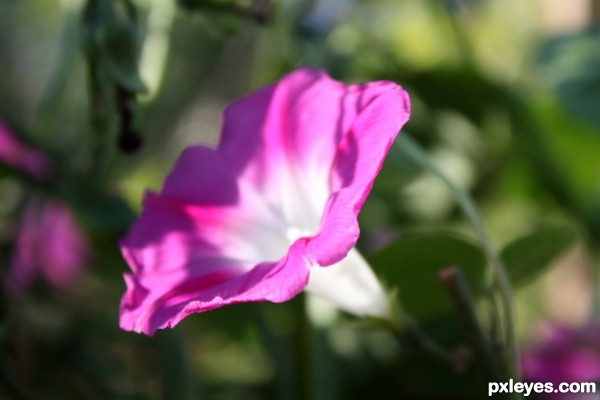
[10,200,90,290]
[0,120,89,289]
[119,67,411,335]
[522,323,600,399]
[0,121,49,179]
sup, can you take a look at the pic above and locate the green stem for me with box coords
[155,330,194,400]
[32,2,80,136]
[437,0,474,66]
[255,307,296,400]
[402,314,456,365]
[486,287,503,351]
[590,251,600,323]
[439,267,502,382]
[294,295,314,400]
[256,299,314,400]
[396,133,520,380]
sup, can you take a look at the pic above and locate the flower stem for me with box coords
[395,133,520,381]
[439,267,502,382]
[155,330,195,400]
[402,314,456,365]
[294,295,315,400]
[257,299,315,400]
[33,1,80,137]
[254,306,297,400]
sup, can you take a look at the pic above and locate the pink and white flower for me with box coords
[119,67,411,335]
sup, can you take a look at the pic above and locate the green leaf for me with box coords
[500,226,577,287]
[539,27,600,134]
[368,232,487,320]
[100,21,146,93]
[530,98,600,222]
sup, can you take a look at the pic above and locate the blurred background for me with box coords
[1,0,600,399]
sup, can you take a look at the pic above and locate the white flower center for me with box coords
[285,226,312,244]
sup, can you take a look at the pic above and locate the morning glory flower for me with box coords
[119,67,411,335]
[0,122,90,290]
[522,323,600,399]
[11,199,90,290]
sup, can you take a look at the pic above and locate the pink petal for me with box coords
[10,202,41,288]
[523,324,600,390]
[306,81,410,265]
[121,240,311,334]
[120,67,411,334]
[220,68,409,264]
[10,201,89,290]
[120,148,305,334]
[39,202,89,288]
[122,147,290,278]
[0,121,49,179]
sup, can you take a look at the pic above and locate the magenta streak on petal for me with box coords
[123,267,243,333]
[122,241,312,335]
[306,83,411,266]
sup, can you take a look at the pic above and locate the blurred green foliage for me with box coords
[371,233,487,321]
[1,0,599,399]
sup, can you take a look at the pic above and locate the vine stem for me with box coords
[439,267,502,382]
[395,133,520,382]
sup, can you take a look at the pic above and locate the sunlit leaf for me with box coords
[500,226,577,287]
